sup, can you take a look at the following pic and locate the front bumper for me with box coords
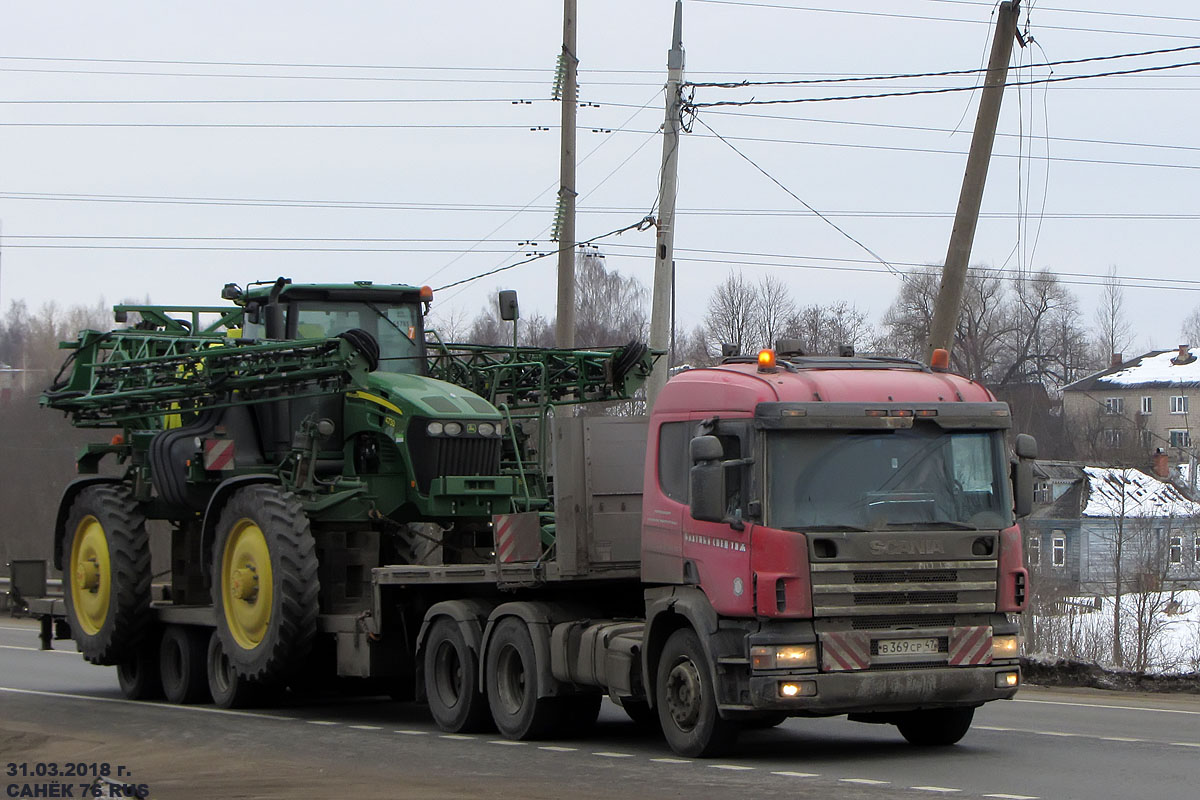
[744,664,1020,715]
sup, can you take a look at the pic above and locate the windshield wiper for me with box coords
[786,523,871,532]
[883,520,976,531]
[364,301,416,346]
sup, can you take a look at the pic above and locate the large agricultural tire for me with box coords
[61,484,151,666]
[896,707,975,746]
[159,625,211,705]
[211,485,319,683]
[424,618,493,733]
[655,629,739,758]
[207,630,271,709]
[485,617,563,740]
[116,630,164,701]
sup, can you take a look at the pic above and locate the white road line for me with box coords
[912,787,961,793]
[772,771,819,778]
[0,644,77,655]
[592,752,634,758]
[1100,736,1142,742]
[439,734,474,740]
[307,720,339,726]
[0,625,40,632]
[1016,697,1200,716]
[1169,742,1200,748]
[394,730,428,735]
[539,746,578,752]
[840,778,889,785]
[1035,731,1078,737]
[348,724,382,731]
[976,725,1012,731]
[708,764,754,771]
[982,794,1039,800]
[651,758,691,764]
[0,685,293,721]
[488,740,527,746]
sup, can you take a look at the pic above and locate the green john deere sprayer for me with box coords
[38,277,655,705]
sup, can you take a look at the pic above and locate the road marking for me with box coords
[709,764,755,771]
[488,740,527,746]
[0,644,77,655]
[772,771,819,778]
[651,758,691,764]
[0,686,294,721]
[983,794,1039,800]
[307,720,339,726]
[348,724,382,731]
[592,752,634,758]
[1034,731,1078,737]
[539,746,578,752]
[0,625,41,632]
[1100,736,1142,742]
[1169,742,1200,748]
[395,730,428,735]
[440,734,474,740]
[976,725,1012,731]
[1016,697,1200,716]
[912,787,961,793]
[840,778,889,785]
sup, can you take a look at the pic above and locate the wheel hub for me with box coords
[75,558,100,592]
[231,567,259,602]
[665,659,703,731]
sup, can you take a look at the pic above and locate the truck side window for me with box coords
[717,434,743,516]
[657,422,689,502]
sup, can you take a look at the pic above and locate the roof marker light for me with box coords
[419,285,434,302]
[930,348,951,372]
[757,349,777,372]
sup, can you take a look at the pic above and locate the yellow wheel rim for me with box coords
[221,519,274,651]
[69,515,111,636]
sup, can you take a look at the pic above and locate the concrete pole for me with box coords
[646,0,684,409]
[926,1,1020,362]
[555,0,578,348]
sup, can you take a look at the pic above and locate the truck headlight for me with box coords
[751,644,817,670]
[992,634,1020,658]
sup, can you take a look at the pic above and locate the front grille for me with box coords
[408,418,502,492]
[852,614,955,631]
[812,559,997,616]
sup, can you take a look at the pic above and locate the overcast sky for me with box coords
[0,1,1198,353]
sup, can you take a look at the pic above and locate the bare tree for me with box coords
[704,271,759,356]
[1093,267,1133,364]
[784,301,872,356]
[573,246,647,347]
[1180,307,1200,349]
[754,274,795,353]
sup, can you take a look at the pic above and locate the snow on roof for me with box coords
[1081,466,1200,518]
[1095,349,1200,387]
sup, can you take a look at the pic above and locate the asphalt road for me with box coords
[2,618,1198,800]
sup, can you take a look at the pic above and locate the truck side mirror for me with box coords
[689,435,726,523]
[498,290,519,322]
[1012,433,1038,518]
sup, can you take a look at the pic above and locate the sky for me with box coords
[0,0,1198,353]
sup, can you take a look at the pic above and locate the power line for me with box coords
[918,0,1200,27]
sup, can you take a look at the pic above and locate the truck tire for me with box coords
[896,707,975,746]
[207,630,268,709]
[159,625,210,704]
[61,484,150,665]
[617,697,660,731]
[425,618,492,733]
[655,629,739,757]
[116,631,163,701]
[212,485,319,683]
[485,617,562,740]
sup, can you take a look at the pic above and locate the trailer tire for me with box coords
[207,630,271,709]
[896,707,975,746]
[424,618,492,733]
[61,485,150,666]
[655,628,738,757]
[159,625,210,704]
[212,485,319,683]
[485,617,562,740]
[116,632,163,701]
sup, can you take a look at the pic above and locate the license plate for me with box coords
[876,637,939,656]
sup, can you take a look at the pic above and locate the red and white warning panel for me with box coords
[948,626,994,666]
[493,512,542,563]
[203,438,236,471]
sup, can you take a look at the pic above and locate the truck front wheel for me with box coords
[61,485,150,665]
[212,485,319,683]
[424,618,492,733]
[655,629,738,757]
[896,707,975,746]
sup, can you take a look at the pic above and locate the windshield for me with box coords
[766,425,1011,531]
[292,301,423,373]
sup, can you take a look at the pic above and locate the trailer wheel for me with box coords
[116,631,163,701]
[207,630,270,709]
[424,618,492,733]
[62,485,150,665]
[159,625,211,704]
[485,617,561,740]
[212,485,319,683]
[896,707,975,746]
[655,628,738,757]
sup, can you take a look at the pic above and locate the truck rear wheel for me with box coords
[896,707,975,746]
[655,629,738,757]
[485,617,561,740]
[61,485,150,665]
[212,485,319,683]
[116,631,163,701]
[424,618,492,733]
[159,625,210,704]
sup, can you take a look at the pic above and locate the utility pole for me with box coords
[554,0,579,348]
[926,0,1021,362]
[646,0,684,409]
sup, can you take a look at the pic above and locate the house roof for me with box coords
[1080,466,1200,518]
[1063,348,1200,392]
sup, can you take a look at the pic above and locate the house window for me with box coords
[1169,536,1183,565]
[1170,395,1189,414]
[1104,429,1122,447]
[1141,396,1153,415]
[1169,429,1192,448]
[1195,535,1200,564]
[1034,481,1051,504]
[1105,397,1124,415]
[1027,536,1041,567]
[1052,532,1066,568]
[1141,430,1154,448]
